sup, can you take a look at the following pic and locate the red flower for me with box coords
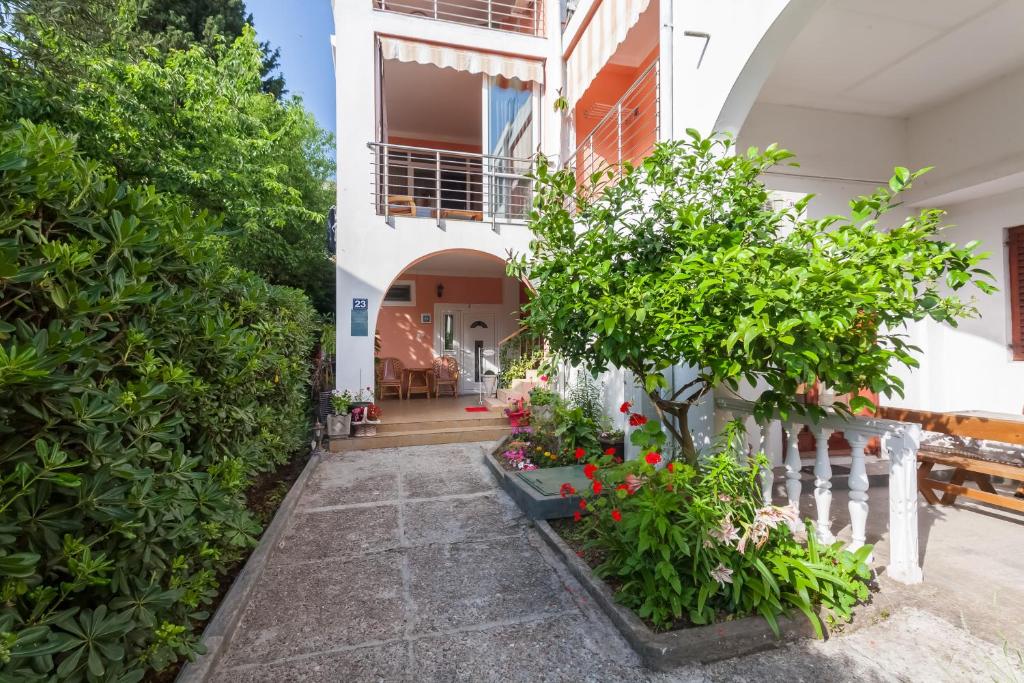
[616,484,629,492]
[592,481,603,494]
[667,462,675,473]
[573,511,582,522]
[559,482,576,498]
[583,463,598,480]
[579,499,587,510]
[540,374,548,382]
[611,509,622,522]
[645,452,662,465]
[574,447,585,460]
[629,413,648,427]
[604,447,616,456]
[619,401,632,414]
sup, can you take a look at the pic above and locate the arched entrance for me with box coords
[374,249,530,399]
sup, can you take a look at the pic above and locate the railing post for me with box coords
[811,426,835,543]
[382,145,390,218]
[757,421,774,504]
[783,422,802,528]
[434,152,443,227]
[487,0,492,29]
[433,0,438,19]
[846,431,870,552]
[616,102,623,170]
[885,424,923,584]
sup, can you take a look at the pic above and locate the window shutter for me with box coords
[1010,226,1024,361]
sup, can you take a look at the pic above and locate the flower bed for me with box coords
[538,419,876,667]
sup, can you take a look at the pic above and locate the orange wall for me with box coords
[573,47,659,181]
[376,274,504,369]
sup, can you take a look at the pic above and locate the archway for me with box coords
[373,249,531,401]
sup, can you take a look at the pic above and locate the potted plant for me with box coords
[482,369,498,399]
[505,398,530,428]
[598,426,625,459]
[327,389,354,439]
[353,402,382,437]
[528,386,558,422]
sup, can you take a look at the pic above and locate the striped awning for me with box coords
[565,0,651,108]
[379,36,544,84]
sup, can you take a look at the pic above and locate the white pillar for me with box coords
[846,431,870,552]
[757,421,774,504]
[811,426,835,543]
[783,422,802,529]
[885,425,923,584]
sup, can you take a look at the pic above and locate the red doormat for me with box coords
[465,406,490,412]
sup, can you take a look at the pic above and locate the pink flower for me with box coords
[573,511,581,522]
[710,564,734,585]
[667,462,675,473]
[540,375,548,382]
[624,473,644,494]
[709,516,741,546]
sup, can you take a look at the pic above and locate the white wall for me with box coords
[891,188,1024,415]
[738,102,908,218]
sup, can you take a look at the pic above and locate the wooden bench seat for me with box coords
[918,450,1024,513]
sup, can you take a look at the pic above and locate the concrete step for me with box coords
[329,424,509,452]
[375,415,508,433]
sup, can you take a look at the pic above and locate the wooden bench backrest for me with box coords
[878,407,1024,447]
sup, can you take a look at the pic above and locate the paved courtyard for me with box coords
[204,442,1023,682]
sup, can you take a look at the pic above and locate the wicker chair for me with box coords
[377,357,404,400]
[432,355,460,398]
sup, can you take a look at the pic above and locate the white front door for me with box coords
[460,312,497,395]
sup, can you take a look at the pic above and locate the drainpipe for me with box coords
[659,0,674,141]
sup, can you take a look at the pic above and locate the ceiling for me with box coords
[757,0,1024,117]
[384,60,482,144]
[405,251,510,278]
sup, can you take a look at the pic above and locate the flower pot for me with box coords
[354,418,381,437]
[599,436,625,460]
[327,413,351,439]
[507,410,529,428]
[532,405,554,423]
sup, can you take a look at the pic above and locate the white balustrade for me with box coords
[715,397,923,585]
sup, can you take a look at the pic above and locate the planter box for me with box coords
[534,520,820,670]
[485,440,589,520]
[530,404,554,423]
[353,419,381,437]
[326,413,351,439]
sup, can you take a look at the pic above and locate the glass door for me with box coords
[484,76,536,219]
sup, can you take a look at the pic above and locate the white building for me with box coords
[331,0,1024,429]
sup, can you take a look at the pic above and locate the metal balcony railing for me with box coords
[568,61,660,195]
[373,0,544,36]
[368,142,534,224]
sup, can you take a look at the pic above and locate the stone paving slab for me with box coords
[206,441,1024,683]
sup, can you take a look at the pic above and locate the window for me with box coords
[383,280,415,307]
[1009,226,1024,360]
[443,313,455,352]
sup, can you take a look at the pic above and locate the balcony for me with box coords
[372,0,545,36]
[569,61,659,192]
[370,143,533,223]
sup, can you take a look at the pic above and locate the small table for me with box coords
[404,367,433,399]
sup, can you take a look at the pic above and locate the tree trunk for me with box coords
[648,392,698,465]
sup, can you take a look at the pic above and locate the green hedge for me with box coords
[0,121,315,680]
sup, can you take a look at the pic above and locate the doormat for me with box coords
[465,406,490,413]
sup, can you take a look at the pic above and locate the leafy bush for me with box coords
[571,423,872,636]
[568,374,603,426]
[0,121,315,680]
[498,347,543,389]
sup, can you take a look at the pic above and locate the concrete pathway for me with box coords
[207,443,1022,682]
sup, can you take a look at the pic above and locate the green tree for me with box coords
[137,0,287,97]
[511,132,994,463]
[1,10,335,312]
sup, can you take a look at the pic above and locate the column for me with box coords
[811,426,834,543]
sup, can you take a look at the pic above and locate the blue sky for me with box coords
[248,1,336,136]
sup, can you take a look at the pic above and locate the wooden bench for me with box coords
[917,451,1024,513]
[880,407,1024,514]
